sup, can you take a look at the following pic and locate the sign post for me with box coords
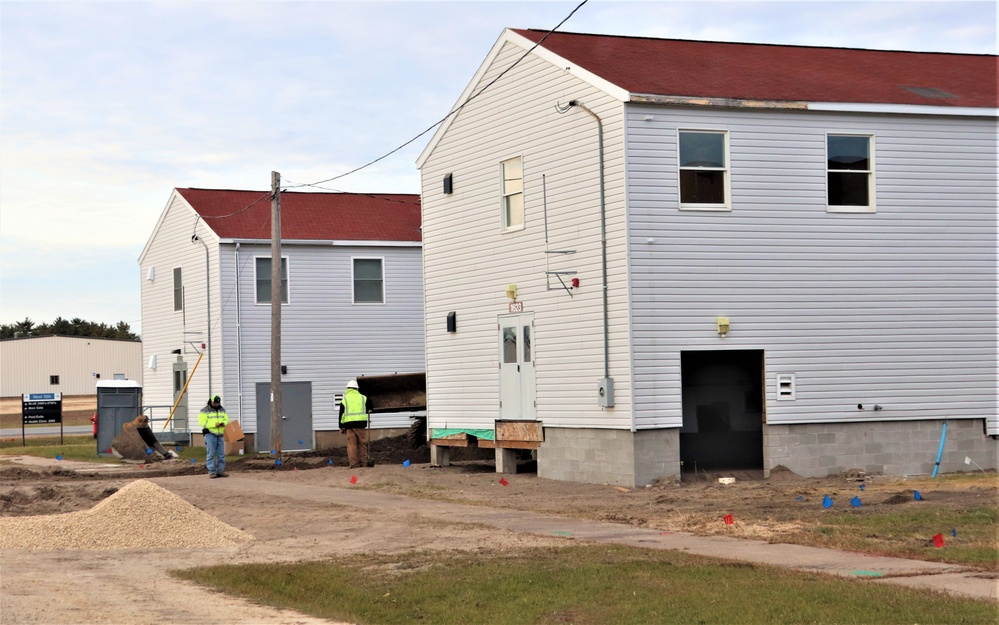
[22,392,63,445]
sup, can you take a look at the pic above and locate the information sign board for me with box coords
[22,393,63,425]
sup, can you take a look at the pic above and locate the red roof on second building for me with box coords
[513,29,997,108]
[177,188,421,242]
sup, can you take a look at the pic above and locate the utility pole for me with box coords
[270,171,283,454]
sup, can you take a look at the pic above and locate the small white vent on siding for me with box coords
[776,373,796,400]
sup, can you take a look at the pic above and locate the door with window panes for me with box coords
[498,313,536,420]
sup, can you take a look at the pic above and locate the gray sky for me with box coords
[1,0,995,334]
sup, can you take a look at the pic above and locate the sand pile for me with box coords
[0,480,253,551]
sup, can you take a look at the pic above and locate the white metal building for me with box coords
[0,335,142,397]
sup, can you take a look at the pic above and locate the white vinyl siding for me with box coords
[219,243,425,432]
[626,105,996,431]
[139,192,223,422]
[420,40,634,434]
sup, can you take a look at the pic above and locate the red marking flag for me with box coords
[350,475,358,485]
[499,478,509,486]
[723,514,734,525]
[932,533,945,548]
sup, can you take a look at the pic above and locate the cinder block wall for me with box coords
[539,428,681,487]
[765,419,997,478]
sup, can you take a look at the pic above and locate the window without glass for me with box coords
[173,267,183,311]
[255,257,289,304]
[50,375,59,385]
[501,157,524,230]
[353,258,384,303]
[827,135,873,211]
[679,130,728,209]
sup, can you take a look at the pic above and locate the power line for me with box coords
[286,0,589,191]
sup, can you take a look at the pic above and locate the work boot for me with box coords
[209,473,218,478]
[216,472,229,478]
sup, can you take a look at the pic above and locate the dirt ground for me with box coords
[0,435,996,624]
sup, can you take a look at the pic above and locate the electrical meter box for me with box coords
[597,377,615,408]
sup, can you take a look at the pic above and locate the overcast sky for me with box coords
[1,0,995,335]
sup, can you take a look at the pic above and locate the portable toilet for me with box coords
[96,380,142,455]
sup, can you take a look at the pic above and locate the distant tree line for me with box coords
[0,317,139,340]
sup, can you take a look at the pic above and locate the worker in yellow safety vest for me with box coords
[339,380,373,469]
[199,395,229,478]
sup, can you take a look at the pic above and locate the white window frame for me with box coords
[826,133,876,214]
[173,267,183,312]
[254,256,289,305]
[500,156,525,231]
[352,256,385,304]
[678,129,731,211]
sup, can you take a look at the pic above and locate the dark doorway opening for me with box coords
[680,350,764,475]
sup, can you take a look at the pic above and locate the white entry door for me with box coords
[499,313,536,420]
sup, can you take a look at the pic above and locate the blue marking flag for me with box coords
[403,459,411,467]
[146,448,152,454]
[795,495,804,501]
[914,490,923,501]
[859,484,865,491]
[951,528,957,537]
[55,454,62,461]
[276,458,282,466]
[822,495,834,509]
[328,457,334,466]
[850,496,861,507]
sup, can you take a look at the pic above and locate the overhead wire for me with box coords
[286,0,589,191]
[186,0,589,345]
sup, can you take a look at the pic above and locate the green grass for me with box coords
[0,434,212,464]
[805,506,998,567]
[175,545,996,625]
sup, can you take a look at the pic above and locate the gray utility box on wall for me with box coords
[96,380,142,456]
[598,377,615,407]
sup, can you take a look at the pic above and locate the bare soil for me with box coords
[1,433,995,624]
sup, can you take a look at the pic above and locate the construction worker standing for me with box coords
[199,395,229,478]
[339,380,373,469]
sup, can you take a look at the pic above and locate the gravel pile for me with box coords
[0,480,253,551]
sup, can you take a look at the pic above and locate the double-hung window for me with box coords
[255,257,289,304]
[827,134,874,212]
[501,157,524,230]
[679,130,729,210]
[353,258,384,304]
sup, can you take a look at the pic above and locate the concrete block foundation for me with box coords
[764,419,997,478]
[538,428,681,488]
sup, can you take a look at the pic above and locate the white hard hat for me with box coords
[346,379,359,389]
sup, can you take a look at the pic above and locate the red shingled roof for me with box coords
[176,188,421,242]
[512,29,997,108]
